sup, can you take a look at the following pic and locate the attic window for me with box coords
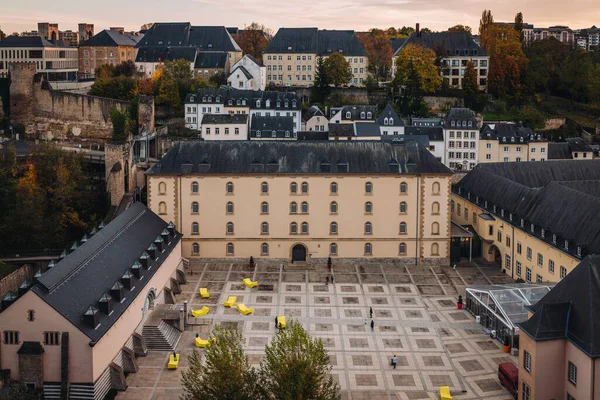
[367,112,372,119]
[346,112,351,119]
[337,161,349,172]
[287,46,292,50]
[564,240,569,251]
[553,234,557,244]
[577,246,582,257]
[541,229,545,238]
[520,219,524,227]
[360,112,365,119]
[468,121,472,127]
[271,130,276,138]
[277,100,281,107]
[202,96,207,102]
[208,96,212,102]
[451,121,455,127]
[190,96,195,102]
[216,96,220,102]
[493,205,497,213]
[208,44,212,48]
[389,159,400,173]
[158,40,163,45]
[228,99,233,105]
[256,130,261,138]
[285,100,289,108]
[320,160,331,173]
[292,100,297,107]
[530,224,535,233]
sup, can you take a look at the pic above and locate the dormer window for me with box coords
[208,96,212,102]
[552,234,557,244]
[541,229,545,238]
[451,121,456,127]
[462,121,466,127]
[256,130,261,138]
[520,219,524,227]
[292,100,297,107]
[242,100,246,105]
[277,100,281,107]
[530,224,535,233]
[493,205,497,213]
[271,130,276,138]
[256,100,261,107]
[202,96,207,102]
[485,201,488,208]
[366,112,372,119]
[266,100,270,108]
[389,118,394,125]
[360,112,365,119]
[384,117,388,125]
[577,246,582,257]
[564,240,569,250]
[216,96,220,102]
[345,112,351,119]
[236,99,241,105]
[500,209,504,217]
[509,213,513,221]
[284,100,289,108]
[468,121,472,127]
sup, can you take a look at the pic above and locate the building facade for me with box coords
[479,123,548,163]
[330,105,377,124]
[250,115,295,139]
[227,55,266,91]
[302,105,328,132]
[79,29,141,77]
[443,108,480,171]
[200,114,248,140]
[377,103,405,136]
[147,141,453,262]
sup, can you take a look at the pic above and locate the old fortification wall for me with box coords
[0,264,34,304]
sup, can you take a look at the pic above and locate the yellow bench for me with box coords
[168,353,180,369]
[236,303,253,315]
[199,288,209,298]
[224,296,237,307]
[191,306,209,317]
[243,278,258,288]
[440,386,452,400]
[277,316,287,329]
[195,337,211,348]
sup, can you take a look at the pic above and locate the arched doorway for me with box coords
[143,288,156,316]
[488,245,501,264]
[291,244,307,263]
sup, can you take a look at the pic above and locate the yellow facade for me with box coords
[479,139,549,163]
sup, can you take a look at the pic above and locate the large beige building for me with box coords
[78,28,141,77]
[479,123,549,163]
[146,141,453,263]
[452,161,600,283]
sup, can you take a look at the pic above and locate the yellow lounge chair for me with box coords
[243,278,258,288]
[191,306,209,317]
[440,386,452,400]
[277,316,287,329]
[168,353,180,369]
[199,288,209,298]
[236,303,253,315]
[224,296,237,307]
[195,337,210,348]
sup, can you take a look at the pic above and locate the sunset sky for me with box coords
[1,0,598,35]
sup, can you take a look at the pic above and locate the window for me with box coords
[457,204,461,216]
[192,243,199,255]
[523,351,531,372]
[330,222,338,234]
[226,182,234,194]
[522,382,531,400]
[301,222,309,234]
[506,236,511,247]
[399,243,407,255]
[3,331,19,345]
[301,182,309,194]
[400,202,407,214]
[527,247,532,260]
[261,202,269,214]
[451,200,455,212]
[290,182,297,194]
[290,222,298,234]
[399,222,407,234]
[549,259,555,274]
[158,201,167,215]
[261,222,269,235]
[290,202,298,214]
[159,182,167,194]
[400,182,407,194]
[516,262,522,276]
[517,242,522,254]
[328,201,338,214]
[526,267,532,283]
[364,243,372,255]
[365,202,373,214]
[568,362,577,385]
[227,243,234,255]
[226,202,234,214]
[330,182,338,194]
[330,243,337,255]
[432,202,440,215]
[363,222,373,235]
[301,202,309,214]
[365,182,373,193]
[192,222,199,235]
[261,182,269,194]
[537,253,543,266]
[431,243,439,255]
[560,266,567,279]
[505,255,511,270]
[191,202,199,214]
[432,222,440,235]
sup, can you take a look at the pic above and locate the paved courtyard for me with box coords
[117,260,517,400]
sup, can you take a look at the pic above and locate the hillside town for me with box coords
[0,8,599,400]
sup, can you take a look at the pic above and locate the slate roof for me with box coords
[30,203,181,342]
[146,141,452,175]
[317,30,367,57]
[444,108,478,129]
[303,105,325,121]
[194,51,228,69]
[332,105,377,121]
[264,28,366,56]
[400,31,488,57]
[231,65,253,79]
[377,103,404,127]
[480,123,545,143]
[188,26,241,51]
[136,23,241,51]
[185,87,300,110]
[566,137,593,152]
[250,116,295,138]
[354,122,382,137]
[135,46,197,63]
[328,123,355,137]
[548,143,572,159]
[80,30,141,47]
[297,131,329,141]
[390,38,408,55]
[405,126,444,141]
[519,255,600,357]
[381,135,430,147]
[0,36,57,47]
[201,114,248,125]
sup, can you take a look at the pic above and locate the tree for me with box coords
[258,320,340,400]
[156,78,181,110]
[462,60,478,107]
[357,29,393,81]
[0,28,6,41]
[233,22,272,61]
[398,26,415,37]
[325,53,352,87]
[393,43,442,94]
[89,76,137,101]
[181,326,258,400]
[209,71,227,87]
[590,64,600,103]
[514,12,524,43]
[559,48,593,102]
[448,25,472,34]
[485,25,528,101]
[518,105,545,130]
[312,56,331,102]
[525,38,569,98]
[110,107,129,141]
[479,9,494,52]
[115,60,137,77]
[8,162,46,249]
[163,59,193,82]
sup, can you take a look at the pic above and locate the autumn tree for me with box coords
[357,29,393,81]
[462,60,479,107]
[156,78,181,110]
[449,25,472,34]
[514,12,525,43]
[233,22,272,61]
[399,26,415,37]
[479,9,494,52]
[325,53,352,87]
[393,43,442,94]
[485,25,528,101]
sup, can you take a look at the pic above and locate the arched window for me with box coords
[261,202,269,214]
[399,243,407,255]
[432,222,440,235]
[227,243,234,255]
[365,222,372,234]
[384,117,389,126]
[226,202,234,214]
[158,201,167,215]
[367,112,372,119]
[290,202,298,214]
[261,222,269,234]
[390,117,394,125]
[330,222,338,234]
[290,222,298,234]
[365,202,373,214]
[330,202,338,214]
[400,202,407,214]
[191,202,199,214]
[365,182,373,193]
[271,130,276,138]
[261,182,269,194]
[345,111,351,119]
[399,222,407,234]
[330,243,337,255]
[360,111,366,119]
[226,222,234,234]
[256,100,261,107]
[292,100,297,107]
[290,182,297,194]
[301,222,309,234]
[265,99,270,108]
[364,243,372,255]
[192,222,199,235]
[192,243,200,255]
[301,182,309,194]
[226,182,234,194]
[432,182,440,195]
[432,202,440,215]
[330,182,338,194]
[400,182,408,194]
[191,181,199,194]
[261,243,269,255]
[159,182,166,194]
[431,243,439,256]
[301,202,309,214]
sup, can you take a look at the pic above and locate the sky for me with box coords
[1,0,599,35]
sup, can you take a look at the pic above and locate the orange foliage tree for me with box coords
[232,22,272,62]
[357,29,393,81]
[484,25,528,100]
[393,44,442,94]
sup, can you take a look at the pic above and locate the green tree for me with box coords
[258,320,340,400]
[514,12,524,43]
[559,48,593,102]
[209,71,227,87]
[181,326,258,400]
[448,25,472,34]
[110,107,129,141]
[312,56,331,102]
[89,76,137,101]
[156,78,181,110]
[393,43,442,94]
[479,9,494,52]
[525,38,569,98]
[398,26,415,37]
[325,53,353,87]
[0,28,6,41]
[163,59,194,82]
[518,105,545,129]
[590,64,600,103]
[462,60,478,107]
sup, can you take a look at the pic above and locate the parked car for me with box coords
[498,362,518,399]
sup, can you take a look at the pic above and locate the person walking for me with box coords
[391,354,397,369]
[369,307,373,319]
[370,319,375,332]
[331,274,334,284]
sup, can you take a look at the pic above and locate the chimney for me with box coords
[167,222,176,237]
[121,270,135,290]
[154,235,164,253]
[98,292,113,315]
[131,260,142,278]
[416,23,420,34]
[110,281,124,302]
[83,305,100,328]
[139,252,151,269]
[147,243,157,260]
[161,228,171,244]
[110,27,125,34]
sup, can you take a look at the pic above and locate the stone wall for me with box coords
[423,96,463,112]
[544,117,566,130]
[19,353,43,388]
[0,264,34,302]
[105,143,127,206]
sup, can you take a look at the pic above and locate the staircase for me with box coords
[142,321,182,351]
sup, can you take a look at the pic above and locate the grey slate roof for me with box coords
[79,30,141,47]
[0,36,57,47]
[400,31,487,57]
[328,123,355,137]
[188,26,241,51]
[250,116,295,138]
[136,23,241,51]
[519,255,600,357]
[566,137,593,152]
[146,141,452,175]
[444,108,478,129]
[31,203,181,342]
[264,28,366,56]
[318,30,367,57]
[377,104,404,127]
[194,51,228,69]
[332,105,377,121]
[381,135,430,147]
[303,105,325,121]
[135,46,197,62]
[548,143,572,159]
[201,114,248,125]
[231,65,253,79]
[185,87,300,111]
[354,122,382,137]
[297,131,329,141]
[390,38,408,55]
[480,123,545,143]
[405,126,444,141]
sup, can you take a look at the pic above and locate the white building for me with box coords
[443,108,480,171]
[200,114,249,140]
[227,55,267,91]
[330,105,377,124]
[377,103,405,136]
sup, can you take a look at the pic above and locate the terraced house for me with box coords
[263,28,369,87]
[146,141,452,263]
[478,123,548,163]
[451,161,600,284]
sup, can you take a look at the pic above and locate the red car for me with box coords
[498,362,518,399]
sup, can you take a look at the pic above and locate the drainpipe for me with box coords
[511,224,515,280]
[179,175,182,230]
[593,357,596,400]
[415,175,420,266]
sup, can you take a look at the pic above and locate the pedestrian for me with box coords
[331,274,334,283]
[391,354,397,369]
[370,319,375,332]
[275,316,278,329]
[369,307,373,319]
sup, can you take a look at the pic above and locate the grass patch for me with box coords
[482,113,520,121]
[0,261,18,280]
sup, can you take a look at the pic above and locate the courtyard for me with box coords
[117,259,517,400]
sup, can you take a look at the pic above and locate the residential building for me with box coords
[78,23,95,43]
[0,36,78,81]
[302,105,328,132]
[405,126,444,163]
[250,115,295,139]
[444,108,480,171]
[533,26,575,45]
[393,30,489,90]
[353,122,384,140]
[494,22,535,45]
[146,141,452,261]
[263,28,369,87]
[518,254,600,400]
[193,52,229,78]
[330,105,377,124]
[0,203,183,398]
[227,55,266,91]
[479,123,548,163]
[377,103,405,136]
[200,114,248,140]
[451,161,600,283]
[548,137,595,160]
[79,29,142,77]
[184,88,301,132]
[135,46,197,77]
